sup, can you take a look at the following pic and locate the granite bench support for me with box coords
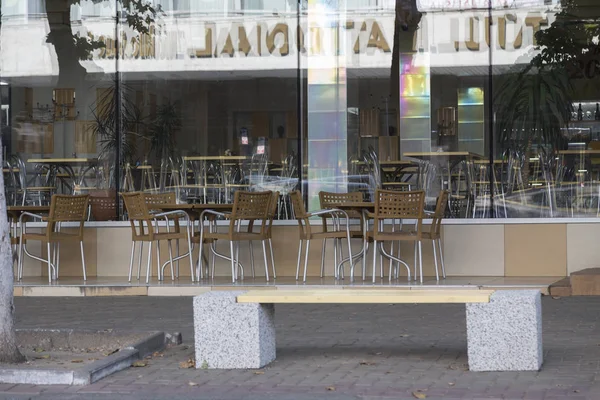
[193,289,542,371]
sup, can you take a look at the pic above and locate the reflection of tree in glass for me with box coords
[45,0,163,85]
[492,0,599,164]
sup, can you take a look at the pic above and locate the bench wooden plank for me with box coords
[237,289,493,304]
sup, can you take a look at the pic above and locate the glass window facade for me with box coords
[1,0,597,220]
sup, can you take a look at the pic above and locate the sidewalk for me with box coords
[3,295,600,399]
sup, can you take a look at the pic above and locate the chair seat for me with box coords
[421,231,440,240]
[191,233,217,244]
[204,231,267,241]
[24,232,82,242]
[366,230,419,241]
[304,230,349,241]
[133,231,187,242]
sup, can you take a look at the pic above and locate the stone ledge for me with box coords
[0,330,166,385]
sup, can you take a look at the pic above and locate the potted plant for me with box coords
[89,82,149,220]
[148,101,181,191]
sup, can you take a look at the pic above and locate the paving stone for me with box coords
[3,296,600,399]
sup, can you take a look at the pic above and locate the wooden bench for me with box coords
[193,289,542,372]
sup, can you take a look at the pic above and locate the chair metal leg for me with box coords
[128,241,135,282]
[268,238,276,279]
[168,240,175,281]
[210,243,216,279]
[295,240,303,280]
[438,239,446,278]
[18,235,24,281]
[413,241,418,281]
[187,236,195,283]
[47,242,52,283]
[156,241,162,281]
[80,241,87,281]
[236,242,243,281]
[137,242,143,280]
[249,241,255,278]
[346,233,354,282]
[229,241,236,283]
[395,240,401,279]
[145,242,152,284]
[362,239,367,281]
[320,238,326,278]
[176,240,180,278]
[303,240,310,282]
[338,239,344,280]
[372,240,378,283]
[262,240,270,282]
[432,240,439,281]
[333,239,338,280]
[418,241,423,284]
[56,243,60,278]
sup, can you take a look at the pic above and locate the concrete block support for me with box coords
[193,291,276,369]
[466,290,542,371]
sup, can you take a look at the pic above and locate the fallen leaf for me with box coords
[153,351,163,358]
[201,360,208,369]
[34,355,50,360]
[253,371,264,375]
[71,359,84,364]
[179,359,195,369]
[326,386,336,391]
[412,391,427,399]
[103,349,119,356]
[448,363,468,371]
[34,348,44,353]
[131,361,147,367]
[188,382,198,387]
[359,360,377,366]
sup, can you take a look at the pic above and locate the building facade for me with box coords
[2,0,600,279]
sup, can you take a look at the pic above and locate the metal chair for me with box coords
[289,191,354,282]
[121,192,194,283]
[10,156,55,205]
[318,191,363,279]
[19,194,90,282]
[423,190,449,281]
[366,190,425,283]
[198,190,273,283]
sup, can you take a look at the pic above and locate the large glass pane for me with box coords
[116,0,300,217]
[492,0,595,219]
[1,0,118,219]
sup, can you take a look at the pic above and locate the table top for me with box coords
[27,158,98,164]
[329,201,375,210]
[403,152,483,160]
[473,159,504,164]
[379,160,415,166]
[7,206,51,218]
[158,203,234,211]
[7,205,51,212]
[557,150,600,155]
[183,156,248,161]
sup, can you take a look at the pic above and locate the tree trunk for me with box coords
[45,0,87,87]
[390,0,422,106]
[0,138,25,364]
